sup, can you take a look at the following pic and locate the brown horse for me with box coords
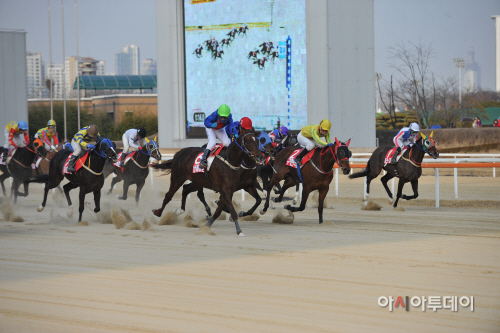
[349,132,439,208]
[260,138,352,224]
[151,133,264,236]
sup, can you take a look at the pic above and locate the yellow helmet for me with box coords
[47,119,56,126]
[319,119,331,131]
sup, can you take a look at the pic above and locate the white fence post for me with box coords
[391,178,394,195]
[363,176,367,205]
[299,183,303,202]
[241,189,245,201]
[435,168,440,208]
[335,169,339,195]
[150,167,154,189]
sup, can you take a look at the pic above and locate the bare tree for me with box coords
[388,40,437,127]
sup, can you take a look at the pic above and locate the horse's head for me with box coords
[96,137,118,162]
[145,137,162,161]
[419,132,439,159]
[334,137,352,175]
[33,138,47,158]
[257,131,276,158]
[236,133,264,164]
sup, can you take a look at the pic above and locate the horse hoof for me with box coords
[388,198,394,205]
[174,208,185,216]
[106,190,112,195]
[238,211,245,217]
[284,204,291,210]
[259,208,266,215]
[292,200,297,205]
[229,216,234,222]
[67,207,73,218]
[94,208,100,213]
[37,206,44,212]
[152,209,161,217]
[238,232,245,237]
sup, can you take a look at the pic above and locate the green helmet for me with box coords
[217,104,231,117]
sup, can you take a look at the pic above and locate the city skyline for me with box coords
[0,0,498,90]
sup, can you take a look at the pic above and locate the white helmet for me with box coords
[409,123,420,133]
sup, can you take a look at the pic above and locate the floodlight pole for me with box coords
[61,0,67,142]
[75,0,81,130]
[375,73,382,113]
[47,0,53,119]
[453,58,464,105]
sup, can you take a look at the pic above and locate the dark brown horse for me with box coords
[349,132,439,208]
[260,138,352,224]
[0,139,47,203]
[151,133,264,236]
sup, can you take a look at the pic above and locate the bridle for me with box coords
[234,133,257,157]
[92,138,116,159]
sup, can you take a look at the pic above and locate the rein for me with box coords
[401,146,422,168]
[79,154,103,175]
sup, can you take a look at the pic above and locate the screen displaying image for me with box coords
[184,0,307,134]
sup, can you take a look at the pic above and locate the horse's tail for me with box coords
[24,174,50,184]
[151,159,173,175]
[349,162,370,179]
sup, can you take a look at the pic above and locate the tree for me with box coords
[377,75,398,128]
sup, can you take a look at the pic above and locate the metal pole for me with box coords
[459,67,462,105]
[335,169,338,195]
[75,0,81,130]
[47,0,53,119]
[61,0,67,142]
[435,168,440,208]
[363,176,367,205]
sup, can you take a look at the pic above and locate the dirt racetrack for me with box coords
[0,171,499,332]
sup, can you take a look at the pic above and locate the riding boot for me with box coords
[200,149,211,169]
[67,155,78,173]
[120,152,128,167]
[294,148,309,167]
[1,148,8,163]
[391,147,402,164]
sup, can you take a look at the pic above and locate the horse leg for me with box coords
[20,182,29,197]
[393,179,406,208]
[118,180,130,200]
[293,184,300,205]
[152,176,185,217]
[239,185,261,217]
[107,175,121,195]
[272,177,295,203]
[63,182,79,218]
[317,186,329,224]
[207,189,243,235]
[273,182,282,195]
[380,173,395,201]
[135,180,145,207]
[402,180,419,200]
[78,188,86,222]
[93,188,101,213]
[196,188,212,217]
[177,182,198,215]
[0,173,8,196]
[285,184,311,213]
[260,174,281,215]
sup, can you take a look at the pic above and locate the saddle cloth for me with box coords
[192,144,225,174]
[31,156,43,169]
[285,148,316,168]
[63,152,89,174]
[0,150,14,165]
[113,151,138,168]
[384,147,408,166]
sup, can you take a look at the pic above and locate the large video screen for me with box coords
[184,0,307,135]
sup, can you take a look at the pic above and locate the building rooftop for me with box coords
[73,75,157,90]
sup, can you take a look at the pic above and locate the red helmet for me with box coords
[239,117,252,130]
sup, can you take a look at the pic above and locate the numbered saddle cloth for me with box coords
[113,151,138,168]
[192,145,224,174]
[285,148,316,168]
[384,147,408,166]
[63,152,89,174]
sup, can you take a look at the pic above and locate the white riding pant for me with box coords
[122,134,145,154]
[4,129,26,149]
[71,139,88,156]
[206,127,231,150]
[297,133,324,151]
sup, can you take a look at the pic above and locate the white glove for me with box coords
[51,145,56,151]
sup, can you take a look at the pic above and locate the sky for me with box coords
[0,0,498,90]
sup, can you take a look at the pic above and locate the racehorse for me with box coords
[0,139,47,203]
[349,132,439,208]
[260,138,352,224]
[186,131,276,219]
[269,51,280,62]
[29,138,117,222]
[237,25,249,36]
[103,138,161,205]
[253,57,267,69]
[247,50,259,60]
[221,38,232,47]
[193,46,203,58]
[151,133,264,236]
[212,49,224,60]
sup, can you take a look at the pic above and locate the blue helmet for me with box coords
[18,121,28,130]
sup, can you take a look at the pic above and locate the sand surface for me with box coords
[0,171,499,332]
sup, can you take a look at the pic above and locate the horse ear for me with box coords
[335,137,340,146]
[145,137,150,144]
[346,138,351,147]
[420,132,427,140]
[154,136,157,142]
[430,131,433,138]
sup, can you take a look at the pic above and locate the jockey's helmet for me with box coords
[217,104,231,118]
[88,124,99,137]
[239,117,252,130]
[319,119,331,131]
[280,126,289,135]
[18,121,28,131]
[47,119,56,126]
[409,122,420,134]
[137,127,147,139]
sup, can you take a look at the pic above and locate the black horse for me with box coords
[103,138,161,205]
[247,50,260,60]
[253,57,267,69]
[349,132,439,208]
[193,46,203,58]
[29,138,118,222]
[0,138,47,203]
[237,25,249,36]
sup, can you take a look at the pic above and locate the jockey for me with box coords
[2,121,29,163]
[295,119,332,167]
[121,127,147,167]
[201,104,233,169]
[269,126,289,143]
[67,124,100,173]
[391,122,419,164]
[35,119,59,152]
[226,117,252,140]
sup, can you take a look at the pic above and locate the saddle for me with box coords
[0,150,14,165]
[285,148,316,168]
[63,152,89,174]
[384,147,409,166]
[113,151,138,169]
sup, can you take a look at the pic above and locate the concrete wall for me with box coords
[0,30,28,134]
[156,0,375,148]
